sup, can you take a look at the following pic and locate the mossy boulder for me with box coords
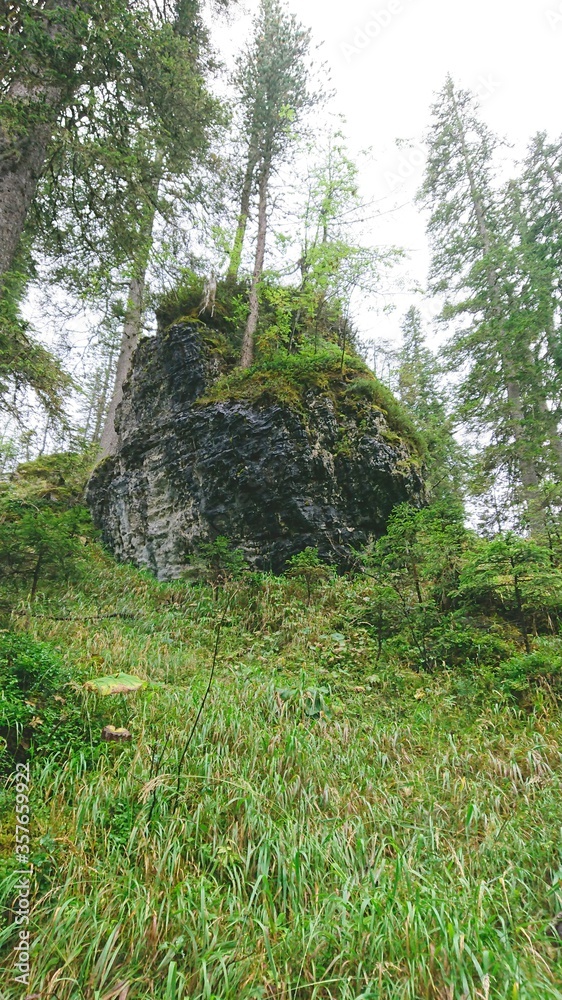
[87,323,426,576]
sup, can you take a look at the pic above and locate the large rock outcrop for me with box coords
[87,324,425,577]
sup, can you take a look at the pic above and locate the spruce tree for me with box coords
[229,0,317,367]
[519,132,562,453]
[395,306,464,502]
[418,77,555,531]
[0,0,225,418]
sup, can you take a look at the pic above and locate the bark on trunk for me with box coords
[226,150,257,284]
[240,164,269,369]
[0,0,79,284]
[91,339,119,444]
[98,272,146,458]
[98,164,161,457]
[0,116,53,281]
[504,376,540,488]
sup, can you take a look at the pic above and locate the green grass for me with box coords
[1,550,562,998]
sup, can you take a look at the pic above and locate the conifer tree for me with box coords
[519,132,562,438]
[230,0,317,367]
[0,0,82,283]
[500,175,562,474]
[418,77,555,530]
[521,132,562,325]
[395,306,463,501]
[0,0,226,418]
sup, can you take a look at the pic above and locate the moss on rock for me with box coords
[197,343,424,455]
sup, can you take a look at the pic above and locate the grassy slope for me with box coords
[1,549,562,999]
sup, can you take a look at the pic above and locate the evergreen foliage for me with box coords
[394,306,465,501]
[0,0,227,426]
[229,0,319,365]
[184,535,248,597]
[418,77,562,529]
[227,0,317,285]
[0,452,95,601]
[286,546,332,604]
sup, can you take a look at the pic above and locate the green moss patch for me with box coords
[197,345,424,454]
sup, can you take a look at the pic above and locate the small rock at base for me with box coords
[102,725,132,742]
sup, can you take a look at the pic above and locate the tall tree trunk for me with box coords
[226,149,257,284]
[0,110,53,283]
[98,165,161,457]
[240,164,269,369]
[29,547,44,601]
[0,0,78,285]
[98,272,147,457]
[503,382,538,491]
[91,340,119,444]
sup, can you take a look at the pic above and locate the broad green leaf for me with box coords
[84,673,147,695]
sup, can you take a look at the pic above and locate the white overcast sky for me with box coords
[211,0,562,351]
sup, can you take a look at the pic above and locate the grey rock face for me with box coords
[87,324,425,578]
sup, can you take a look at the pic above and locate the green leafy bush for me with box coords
[360,504,536,670]
[286,547,333,605]
[0,632,103,770]
[8,451,94,505]
[344,376,379,401]
[458,534,562,647]
[495,639,562,702]
[0,633,67,767]
[0,503,92,598]
[0,452,96,600]
[358,503,562,675]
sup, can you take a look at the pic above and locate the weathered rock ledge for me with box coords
[87,324,425,577]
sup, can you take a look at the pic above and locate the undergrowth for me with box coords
[1,535,562,998]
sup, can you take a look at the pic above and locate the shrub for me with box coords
[458,534,562,647]
[0,452,96,600]
[8,451,94,506]
[286,547,333,605]
[495,638,562,703]
[344,377,379,401]
[0,633,66,767]
[0,632,102,770]
[184,536,248,597]
[0,501,92,598]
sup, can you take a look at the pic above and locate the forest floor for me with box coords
[2,547,562,999]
